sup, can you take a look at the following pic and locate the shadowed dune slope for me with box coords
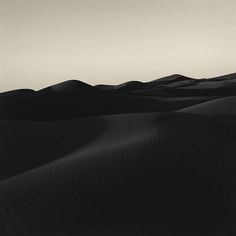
[179,96,236,117]
[1,73,236,235]
[1,113,236,236]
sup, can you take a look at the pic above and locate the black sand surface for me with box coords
[1,73,236,235]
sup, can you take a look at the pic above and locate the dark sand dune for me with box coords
[0,89,35,98]
[95,74,195,91]
[41,80,96,94]
[179,96,236,117]
[1,73,236,235]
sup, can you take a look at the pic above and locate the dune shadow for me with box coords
[0,117,108,180]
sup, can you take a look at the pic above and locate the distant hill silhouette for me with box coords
[1,73,236,120]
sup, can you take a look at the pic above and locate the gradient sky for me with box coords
[1,0,236,92]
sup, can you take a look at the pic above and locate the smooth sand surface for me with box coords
[1,73,236,235]
[179,96,236,117]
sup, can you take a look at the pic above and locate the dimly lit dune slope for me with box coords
[179,96,236,117]
[1,73,236,235]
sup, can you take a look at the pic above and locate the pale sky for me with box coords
[1,0,236,92]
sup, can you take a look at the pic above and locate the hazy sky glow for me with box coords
[1,0,236,92]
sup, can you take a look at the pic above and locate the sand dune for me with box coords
[179,96,236,117]
[1,73,236,235]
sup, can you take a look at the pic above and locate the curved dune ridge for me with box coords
[1,73,236,235]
